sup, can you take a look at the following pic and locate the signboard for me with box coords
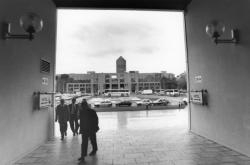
[39,94,52,109]
[42,77,49,85]
[190,90,208,106]
[190,91,203,104]
[195,75,202,83]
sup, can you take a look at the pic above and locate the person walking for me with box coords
[69,98,79,136]
[78,99,99,162]
[55,99,69,140]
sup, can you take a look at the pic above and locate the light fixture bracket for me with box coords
[213,29,239,44]
[3,23,34,40]
[2,13,43,41]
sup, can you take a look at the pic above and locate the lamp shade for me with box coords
[19,13,43,34]
[206,20,225,38]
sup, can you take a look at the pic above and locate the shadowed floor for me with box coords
[15,107,250,165]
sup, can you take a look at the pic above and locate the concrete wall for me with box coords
[186,0,250,156]
[0,0,56,164]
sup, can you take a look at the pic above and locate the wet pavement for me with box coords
[15,108,250,165]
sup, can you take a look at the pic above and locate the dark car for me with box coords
[116,100,132,107]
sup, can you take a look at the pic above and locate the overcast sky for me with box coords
[56,10,186,75]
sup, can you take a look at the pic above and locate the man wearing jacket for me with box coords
[55,99,69,140]
[69,98,79,136]
[78,99,99,162]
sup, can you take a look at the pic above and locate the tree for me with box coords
[61,74,70,79]
[160,77,177,89]
[56,74,71,93]
[176,72,187,90]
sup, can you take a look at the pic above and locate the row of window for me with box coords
[68,84,91,87]
[68,82,160,87]
[68,88,91,92]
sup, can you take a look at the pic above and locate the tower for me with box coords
[116,56,126,73]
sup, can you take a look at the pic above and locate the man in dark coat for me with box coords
[55,99,69,140]
[78,99,99,162]
[69,98,79,136]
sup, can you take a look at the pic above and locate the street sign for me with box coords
[39,94,52,109]
[190,91,203,104]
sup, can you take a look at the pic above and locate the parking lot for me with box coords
[56,93,187,112]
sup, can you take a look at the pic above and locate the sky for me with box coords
[56,10,186,75]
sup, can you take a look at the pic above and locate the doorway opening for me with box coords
[55,9,188,137]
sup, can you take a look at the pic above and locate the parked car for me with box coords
[152,98,169,106]
[116,100,132,107]
[94,100,112,107]
[182,97,188,105]
[157,90,166,96]
[136,99,153,106]
[136,91,142,95]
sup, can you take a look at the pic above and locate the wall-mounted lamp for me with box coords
[206,20,239,44]
[3,13,43,40]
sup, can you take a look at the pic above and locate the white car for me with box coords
[136,99,153,106]
[157,91,166,96]
[94,100,112,107]
[152,98,169,106]
[182,98,188,105]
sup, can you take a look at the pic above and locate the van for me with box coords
[165,89,179,96]
[141,89,153,95]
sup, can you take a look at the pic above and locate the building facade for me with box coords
[56,57,175,94]
[57,71,175,94]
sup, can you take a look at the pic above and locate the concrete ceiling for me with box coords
[53,0,192,10]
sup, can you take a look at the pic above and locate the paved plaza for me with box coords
[15,108,250,165]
